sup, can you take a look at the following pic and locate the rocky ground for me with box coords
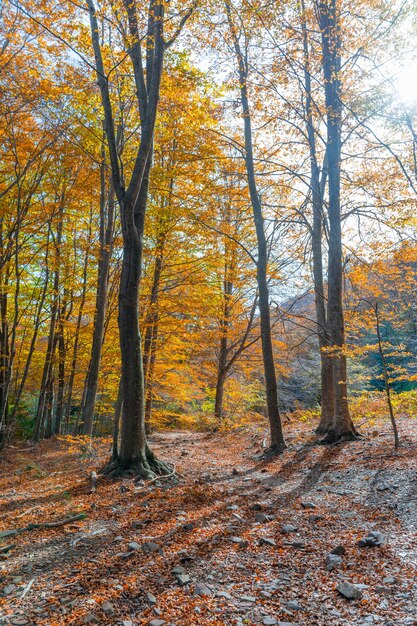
[0,419,417,626]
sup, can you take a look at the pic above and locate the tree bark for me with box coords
[317,0,357,442]
[225,0,286,451]
[81,173,115,436]
[300,5,334,434]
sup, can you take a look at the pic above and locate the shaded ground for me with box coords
[0,418,417,626]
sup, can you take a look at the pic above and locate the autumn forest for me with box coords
[1,0,417,624]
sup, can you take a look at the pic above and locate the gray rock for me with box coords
[227,505,239,510]
[301,501,316,509]
[146,591,157,605]
[128,541,141,551]
[142,541,160,554]
[336,582,363,600]
[331,545,346,556]
[255,512,270,523]
[175,573,190,586]
[287,600,302,611]
[230,536,249,548]
[195,582,213,596]
[216,590,233,600]
[326,553,342,571]
[357,531,387,548]
[101,602,115,616]
[250,503,263,511]
[382,576,396,584]
[149,621,166,626]
[172,565,186,575]
[84,614,99,624]
[263,618,278,625]
[240,595,256,602]
[183,523,195,531]
[2,584,16,595]
[259,537,276,547]
[281,524,298,534]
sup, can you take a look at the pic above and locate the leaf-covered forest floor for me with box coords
[1,419,417,626]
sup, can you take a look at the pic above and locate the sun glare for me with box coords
[395,63,417,105]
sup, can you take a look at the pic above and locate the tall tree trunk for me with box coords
[300,5,334,433]
[87,0,191,475]
[214,273,232,421]
[65,226,91,433]
[143,236,164,432]
[55,317,66,435]
[317,0,356,442]
[5,236,51,445]
[34,206,63,442]
[226,0,286,451]
[81,174,115,436]
[112,379,123,459]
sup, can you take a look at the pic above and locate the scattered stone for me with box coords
[3,584,16,595]
[10,619,30,625]
[195,582,213,596]
[146,591,157,605]
[216,590,233,600]
[259,537,276,547]
[357,531,387,548]
[240,595,256,602]
[102,602,115,616]
[336,582,363,600]
[230,536,249,548]
[375,586,391,595]
[149,621,166,626]
[281,525,298,534]
[227,505,239,510]
[287,600,302,611]
[301,501,316,509]
[263,618,277,625]
[255,512,270,523]
[326,554,342,571]
[232,468,240,476]
[175,574,191,586]
[250,503,263,511]
[128,541,141,551]
[84,614,99,624]
[383,576,396,584]
[142,541,160,554]
[178,550,194,562]
[183,523,195,531]
[290,541,305,549]
[113,535,124,542]
[331,545,346,556]
[172,566,186,575]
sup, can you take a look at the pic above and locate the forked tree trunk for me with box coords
[87,0,192,475]
[300,5,334,434]
[317,0,356,442]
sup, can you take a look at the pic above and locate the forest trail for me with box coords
[1,422,417,626]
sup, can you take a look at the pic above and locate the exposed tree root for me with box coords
[101,447,173,480]
[319,426,359,445]
[262,443,287,458]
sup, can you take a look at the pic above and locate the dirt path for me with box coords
[0,422,416,626]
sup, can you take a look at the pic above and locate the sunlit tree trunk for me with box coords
[225,0,286,452]
[317,0,357,442]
